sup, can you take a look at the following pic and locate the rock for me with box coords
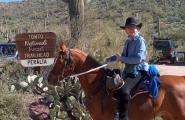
[23,94,50,120]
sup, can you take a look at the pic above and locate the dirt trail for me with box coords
[155,63,185,76]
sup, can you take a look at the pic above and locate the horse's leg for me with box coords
[129,101,154,120]
[161,115,174,120]
[130,115,153,120]
[129,111,153,120]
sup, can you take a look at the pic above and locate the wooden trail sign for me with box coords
[15,32,56,67]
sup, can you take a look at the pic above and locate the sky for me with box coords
[0,0,23,3]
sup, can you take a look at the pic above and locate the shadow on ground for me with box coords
[166,62,185,66]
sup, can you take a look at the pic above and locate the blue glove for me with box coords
[106,55,117,63]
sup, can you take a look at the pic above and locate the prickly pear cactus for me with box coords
[0,62,92,120]
[43,77,92,120]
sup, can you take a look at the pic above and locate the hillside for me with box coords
[0,0,185,58]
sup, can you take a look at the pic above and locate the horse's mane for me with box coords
[72,48,102,67]
[86,55,102,66]
[72,48,106,89]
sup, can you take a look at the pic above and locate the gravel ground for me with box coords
[155,62,185,76]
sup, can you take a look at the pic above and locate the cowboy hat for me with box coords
[120,17,142,29]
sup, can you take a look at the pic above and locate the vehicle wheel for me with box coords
[175,56,179,62]
[170,57,178,64]
[153,59,159,64]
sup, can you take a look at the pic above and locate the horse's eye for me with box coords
[60,55,66,61]
[59,55,63,61]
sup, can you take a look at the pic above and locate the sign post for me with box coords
[15,32,56,68]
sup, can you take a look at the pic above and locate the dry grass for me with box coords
[0,64,30,120]
[0,91,29,120]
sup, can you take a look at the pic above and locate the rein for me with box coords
[58,49,110,80]
[67,64,108,78]
[60,49,74,78]
[58,49,109,111]
[59,49,109,80]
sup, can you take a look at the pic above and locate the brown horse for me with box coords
[47,43,185,120]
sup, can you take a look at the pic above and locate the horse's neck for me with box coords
[72,49,105,96]
[72,49,101,72]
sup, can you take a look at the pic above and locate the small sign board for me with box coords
[15,32,56,67]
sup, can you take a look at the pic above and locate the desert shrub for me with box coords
[0,62,92,120]
[0,64,28,120]
[0,93,28,120]
[0,63,32,120]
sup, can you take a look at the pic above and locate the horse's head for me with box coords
[48,42,103,86]
[47,43,75,85]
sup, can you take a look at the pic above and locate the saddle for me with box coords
[105,69,124,92]
[130,68,161,100]
[105,67,160,100]
[101,67,160,113]
[130,71,151,98]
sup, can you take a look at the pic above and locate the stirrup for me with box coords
[114,112,119,120]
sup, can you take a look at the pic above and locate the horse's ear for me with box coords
[59,42,67,53]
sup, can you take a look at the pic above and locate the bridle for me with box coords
[59,49,108,81]
[56,48,108,111]
[59,49,74,80]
